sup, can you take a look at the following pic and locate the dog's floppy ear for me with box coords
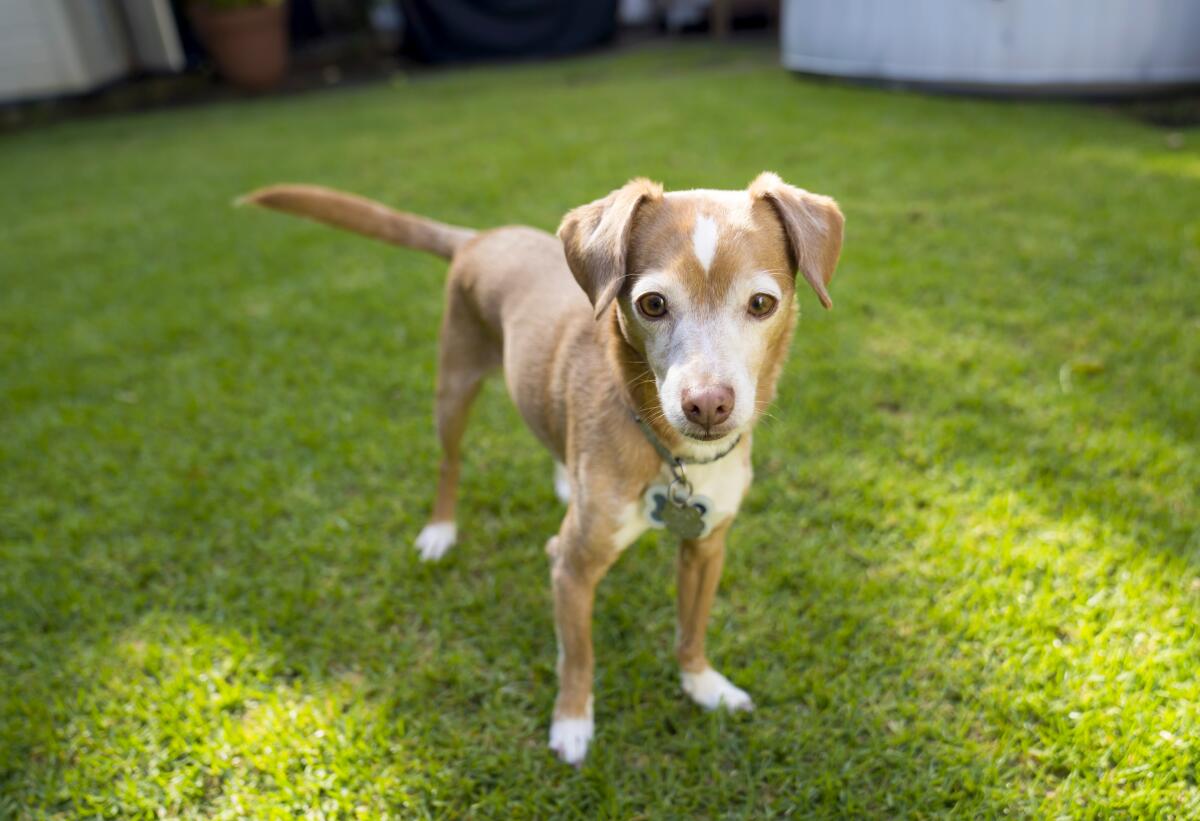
[749,172,844,309]
[558,177,663,318]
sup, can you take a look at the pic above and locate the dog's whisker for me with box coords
[624,368,652,383]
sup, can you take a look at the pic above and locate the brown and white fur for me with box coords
[240,174,844,766]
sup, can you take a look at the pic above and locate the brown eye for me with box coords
[637,292,668,319]
[748,293,778,318]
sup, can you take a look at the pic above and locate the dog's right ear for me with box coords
[558,178,663,318]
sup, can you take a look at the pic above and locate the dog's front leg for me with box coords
[676,521,754,712]
[547,527,616,767]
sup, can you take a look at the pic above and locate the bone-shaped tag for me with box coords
[643,484,715,540]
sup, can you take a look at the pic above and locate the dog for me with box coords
[241,174,844,765]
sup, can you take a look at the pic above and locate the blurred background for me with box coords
[5,0,1200,123]
[4,0,782,121]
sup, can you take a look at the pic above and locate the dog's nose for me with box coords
[681,385,734,428]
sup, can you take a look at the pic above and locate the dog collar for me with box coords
[630,414,740,540]
[630,414,742,468]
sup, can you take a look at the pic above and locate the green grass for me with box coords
[2,42,1198,818]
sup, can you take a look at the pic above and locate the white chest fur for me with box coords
[612,451,753,551]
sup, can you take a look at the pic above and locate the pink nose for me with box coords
[681,385,734,428]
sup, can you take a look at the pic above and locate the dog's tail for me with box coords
[237,184,476,259]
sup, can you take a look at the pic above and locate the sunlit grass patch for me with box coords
[5,617,445,819]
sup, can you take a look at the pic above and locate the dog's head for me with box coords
[559,172,843,453]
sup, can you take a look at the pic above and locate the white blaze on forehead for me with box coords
[692,215,719,274]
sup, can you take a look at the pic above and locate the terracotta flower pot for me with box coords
[190,3,289,92]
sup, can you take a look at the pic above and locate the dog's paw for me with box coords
[553,462,571,504]
[681,668,754,712]
[548,715,593,766]
[414,522,456,562]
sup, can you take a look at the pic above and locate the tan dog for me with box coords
[241,174,844,765]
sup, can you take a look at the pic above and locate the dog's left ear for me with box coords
[558,177,664,318]
[749,172,844,309]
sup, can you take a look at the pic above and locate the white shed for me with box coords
[0,0,183,103]
[781,0,1200,94]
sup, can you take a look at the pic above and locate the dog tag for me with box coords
[643,485,715,540]
[660,500,707,540]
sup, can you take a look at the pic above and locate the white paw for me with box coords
[548,715,594,767]
[681,668,754,712]
[553,462,571,504]
[414,521,456,562]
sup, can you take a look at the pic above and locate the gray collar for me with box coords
[631,414,742,469]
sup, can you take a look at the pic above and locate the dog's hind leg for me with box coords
[414,282,499,562]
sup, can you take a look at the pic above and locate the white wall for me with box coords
[781,0,1200,91]
[0,0,182,103]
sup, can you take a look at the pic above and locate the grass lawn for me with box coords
[2,42,1199,818]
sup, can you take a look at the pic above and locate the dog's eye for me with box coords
[636,292,668,319]
[748,293,778,318]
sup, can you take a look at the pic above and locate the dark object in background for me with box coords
[189,3,290,91]
[171,0,324,68]
[400,0,617,63]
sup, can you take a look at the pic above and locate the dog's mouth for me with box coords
[678,423,739,443]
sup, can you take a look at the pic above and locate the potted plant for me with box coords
[189,0,289,91]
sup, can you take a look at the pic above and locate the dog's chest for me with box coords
[613,457,752,550]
